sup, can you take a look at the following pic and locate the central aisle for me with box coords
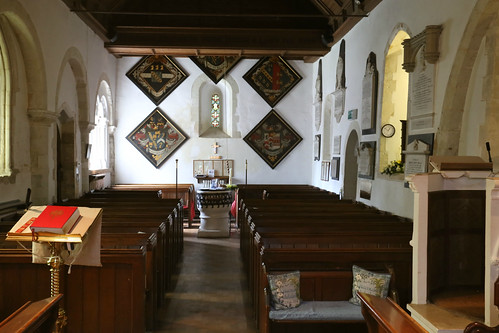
[155,227,258,332]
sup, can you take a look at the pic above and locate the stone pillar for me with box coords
[79,121,94,196]
[28,109,57,204]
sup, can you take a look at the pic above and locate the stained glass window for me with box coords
[211,93,220,128]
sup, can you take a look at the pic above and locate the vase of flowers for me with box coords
[381,160,404,175]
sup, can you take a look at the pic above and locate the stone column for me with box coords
[28,109,57,204]
[79,121,94,196]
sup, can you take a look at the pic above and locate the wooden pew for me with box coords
[100,232,158,330]
[0,294,63,333]
[255,247,412,330]
[109,184,195,225]
[0,246,147,333]
[358,292,427,333]
[236,188,413,328]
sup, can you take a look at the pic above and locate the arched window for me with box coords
[379,30,409,174]
[0,27,11,177]
[89,95,109,170]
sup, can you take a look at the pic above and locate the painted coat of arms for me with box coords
[190,55,241,84]
[243,110,302,169]
[243,56,302,107]
[126,55,188,105]
[126,108,188,168]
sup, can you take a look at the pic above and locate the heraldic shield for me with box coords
[126,108,188,168]
[243,110,302,169]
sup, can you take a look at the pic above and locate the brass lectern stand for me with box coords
[6,206,102,333]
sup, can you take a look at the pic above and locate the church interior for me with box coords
[2,0,499,332]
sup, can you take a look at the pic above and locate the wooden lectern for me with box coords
[5,206,102,333]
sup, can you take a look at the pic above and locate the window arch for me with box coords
[379,30,409,174]
[0,27,11,177]
[89,94,109,170]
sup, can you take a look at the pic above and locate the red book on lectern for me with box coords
[30,206,81,234]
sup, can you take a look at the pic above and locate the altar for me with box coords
[196,188,232,238]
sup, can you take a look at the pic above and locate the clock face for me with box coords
[381,124,395,138]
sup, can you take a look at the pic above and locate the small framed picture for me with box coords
[207,169,215,177]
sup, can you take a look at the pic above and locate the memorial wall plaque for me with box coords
[358,141,376,179]
[361,52,378,135]
[409,48,435,129]
[403,134,434,176]
[333,89,345,123]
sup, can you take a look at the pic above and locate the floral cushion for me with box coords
[349,265,391,306]
[268,271,301,310]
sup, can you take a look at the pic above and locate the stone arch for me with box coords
[55,47,89,196]
[191,73,241,138]
[0,0,47,111]
[0,0,52,203]
[436,0,499,156]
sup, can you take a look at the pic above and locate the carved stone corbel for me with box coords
[402,25,442,72]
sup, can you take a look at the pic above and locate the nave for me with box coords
[155,226,258,333]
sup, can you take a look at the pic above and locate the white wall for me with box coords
[310,0,478,218]
[114,57,313,187]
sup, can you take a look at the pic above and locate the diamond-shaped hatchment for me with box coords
[126,108,188,168]
[243,56,302,107]
[190,55,242,84]
[243,109,302,169]
[126,55,188,105]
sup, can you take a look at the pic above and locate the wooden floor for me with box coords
[154,224,258,332]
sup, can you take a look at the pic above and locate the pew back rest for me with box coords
[299,270,353,301]
[266,265,398,304]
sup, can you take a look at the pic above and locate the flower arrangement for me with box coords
[225,184,238,190]
[381,160,404,175]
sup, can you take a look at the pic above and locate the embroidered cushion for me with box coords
[268,271,301,310]
[349,265,391,306]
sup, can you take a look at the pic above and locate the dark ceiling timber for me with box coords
[61,0,381,62]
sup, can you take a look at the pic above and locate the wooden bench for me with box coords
[260,265,401,333]
[0,294,63,333]
[109,184,195,225]
[0,246,147,332]
[255,247,412,330]
[358,292,427,333]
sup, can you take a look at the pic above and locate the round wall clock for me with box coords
[381,123,395,138]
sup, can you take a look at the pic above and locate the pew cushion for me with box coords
[268,271,301,310]
[349,265,391,306]
[269,301,363,321]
